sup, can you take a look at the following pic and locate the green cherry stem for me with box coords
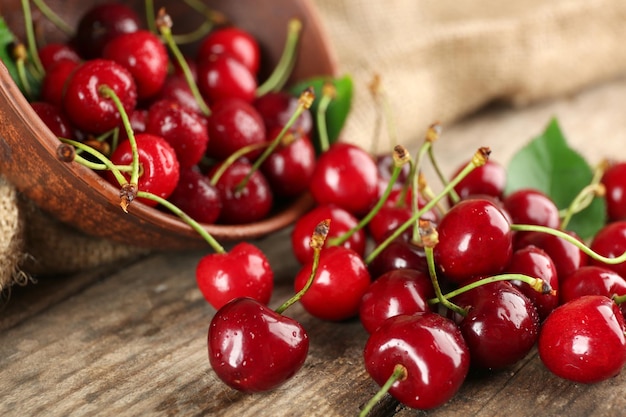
[256,18,302,96]
[19,0,45,78]
[327,145,410,247]
[12,43,34,99]
[359,364,408,417]
[425,123,461,204]
[58,138,129,187]
[144,0,157,33]
[559,162,607,230]
[510,223,626,265]
[209,142,270,186]
[613,293,626,305]
[315,81,335,153]
[275,219,330,314]
[32,0,73,36]
[365,147,491,264]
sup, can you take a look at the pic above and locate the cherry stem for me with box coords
[613,293,626,305]
[145,0,157,33]
[182,0,229,24]
[424,123,461,204]
[32,0,73,36]
[209,142,270,187]
[59,138,128,187]
[328,145,410,247]
[510,223,626,265]
[19,0,45,78]
[365,147,490,264]
[235,87,315,191]
[359,364,408,417]
[156,8,212,117]
[559,163,606,230]
[256,18,302,97]
[427,274,554,306]
[275,219,331,315]
[12,43,33,99]
[315,81,335,153]
[367,73,384,155]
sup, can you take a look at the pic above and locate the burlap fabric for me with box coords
[2,0,626,290]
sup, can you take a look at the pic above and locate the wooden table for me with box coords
[2,76,626,417]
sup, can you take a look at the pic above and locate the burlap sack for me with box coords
[2,0,626,290]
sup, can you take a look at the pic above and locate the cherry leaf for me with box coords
[505,118,605,240]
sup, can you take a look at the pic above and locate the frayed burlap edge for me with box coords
[0,176,29,292]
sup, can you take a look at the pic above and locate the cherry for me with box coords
[102,29,168,100]
[209,160,273,224]
[367,204,412,244]
[359,268,434,334]
[309,142,379,217]
[196,242,273,310]
[206,98,266,161]
[363,312,470,410]
[145,99,209,168]
[197,54,257,104]
[367,239,428,280]
[260,128,316,198]
[503,188,561,229]
[560,265,626,318]
[434,198,513,284]
[450,281,540,370]
[40,59,79,107]
[156,72,203,114]
[538,295,626,383]
[167,166,222,224]
[291,204,366,264]
[106,133,180,207]
[293,246,371,321]
[72,2,142,59]
[590,221,626,278]
[505,245,559,320]
[63,59,137,134]
[450,159,507,202]
[30,102,73,139]
[197,26,261,75]
[601,161,626,221]
[375,153,412,189]
[38,42,80,71]
[208,297,308,392]
[254,91,313,136]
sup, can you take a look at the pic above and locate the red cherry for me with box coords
[63,59,137,134]
[196,242,273,310]
[375,153,412,188]
[590,221,626,278]
[106,133,180,207]
[167,166,222,224]
[156,72,203,114]
[38,42,80,71]
[367,239,428,280]
[208,297,308,392]
[434,198,513,283]
[290,204,366,264]
[367,205,412,245]
[503,188,561,229]
[197,54,257,104]
[40,59,79,107]
[450,159,507,202]
[254,91,313,136]
[309,142,379,217]
[538,295,626,383]
[601,161,626,221]
[293,246,371,321]
[363,312,470,410]
[560,265,626,318]
[359,268,434,334]
[102,30,168,100]
[197,26,261,75]
[30,102,73,139]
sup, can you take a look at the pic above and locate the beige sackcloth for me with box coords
[2,0,626,290]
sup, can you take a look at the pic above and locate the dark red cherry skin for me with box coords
[38,43,80,71]
[367,239,428,280]
[375,153,412,188]
[590,221,626,278]
[145,99,209,168]
[309,142,379,217]
[294,246,371,321]
[156,73,203,114]
[63,59,137,134]
[73,3,141,59]
[503,188,561,229]
[167,166,221,224]
[30,102,73,139]
[538,295,626,383]
[206,98,266,161]
[40,59,79,107]
[359,269,434,334]
[208,297,308,393]
[560,265,626,318]
[450,159,507,202]
[102,30,168,100]
[290,204,366,264]
[505,245,559,321]
[601,162,626,221]
[434,198,513,283]
[209,160,273,224]
[197,54,257,104]
[197,26,261,75]
[254,91,313,136]
[260,129,316,198]
[196,242,273,310]
[106,133,180,207]
[450,281,540,370]
[363,312,470,410]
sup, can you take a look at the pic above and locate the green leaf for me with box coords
[0,17,41,100]
[290,74,353,152]
[505,118,606,239]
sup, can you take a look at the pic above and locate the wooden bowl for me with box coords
[0,0,337,250]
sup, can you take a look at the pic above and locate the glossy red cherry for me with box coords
[503,188,561,229]
[359,268,434,334]
[197,26,261,75]
[197,54,257,104]
[156,72,203,114]
[208,297,308,392]
[290,204,366,264]
[309,142,379,217]
[63,59,137,134]
[450,159,507,202]
[102,29,168,99]
[38,42,80,71]
[367,239,428,280]
[560,265,626,318]
[363,312,470,410]
[30,102,73,139]
[40,59,79,107]
[538,295,626,383]
[601,161,626,221]
[375,153,412,189]
[293,246,371,321]
[254,91,313,136]
[450,281,540,370]
[106,133,180,207]
[434,198,513,283]
[196,242,273,310]
[590,221,626,278]
[167,166,221,224]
